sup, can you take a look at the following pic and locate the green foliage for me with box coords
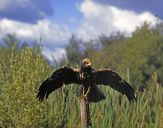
[1,23,163,127]
[85,23,163,86]
[65,23,163,86]
[0,37,52,127]
[1,52,163,128]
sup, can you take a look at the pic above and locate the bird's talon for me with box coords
[83,86,90,97]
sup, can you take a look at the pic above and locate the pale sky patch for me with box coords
[42,47,66,62]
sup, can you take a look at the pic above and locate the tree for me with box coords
[65,35,83,64]
[0,34,52,127]
[86,22,163,86]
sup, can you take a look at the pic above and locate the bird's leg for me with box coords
[84,86,90,97]
[83,87,85,95]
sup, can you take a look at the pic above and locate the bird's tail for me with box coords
[87,85,105,103]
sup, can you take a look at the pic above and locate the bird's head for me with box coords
[82,58,92,68]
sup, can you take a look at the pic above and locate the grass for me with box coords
[0,45,163,128]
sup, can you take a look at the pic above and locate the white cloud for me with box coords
[76,0,159,41]
[0,18,71,45]
[0,18,71,60]
[42,47,66,62]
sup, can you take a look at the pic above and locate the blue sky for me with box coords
[50,0,83,29]
[0,0,162,61]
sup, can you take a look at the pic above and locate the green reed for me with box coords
[0,45,163,128]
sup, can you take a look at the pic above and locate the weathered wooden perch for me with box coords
[80,96,92,128]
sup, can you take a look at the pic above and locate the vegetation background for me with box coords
[0,22,163,127]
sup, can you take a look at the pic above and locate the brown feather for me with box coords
[93,69,136,102]
[36,66,80,101]
[36,58,136,103]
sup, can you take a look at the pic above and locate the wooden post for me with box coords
[80,96,92,128]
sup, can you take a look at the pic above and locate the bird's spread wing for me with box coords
[36,66,80,101]
[93,69,136,102]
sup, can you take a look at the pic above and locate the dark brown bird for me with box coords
[36,58,136,103]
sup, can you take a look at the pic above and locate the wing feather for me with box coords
[36,66,80,101]
[93,69,136,102]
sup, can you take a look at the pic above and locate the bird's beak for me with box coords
[88,63,91,66]
[86,63,91,67]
